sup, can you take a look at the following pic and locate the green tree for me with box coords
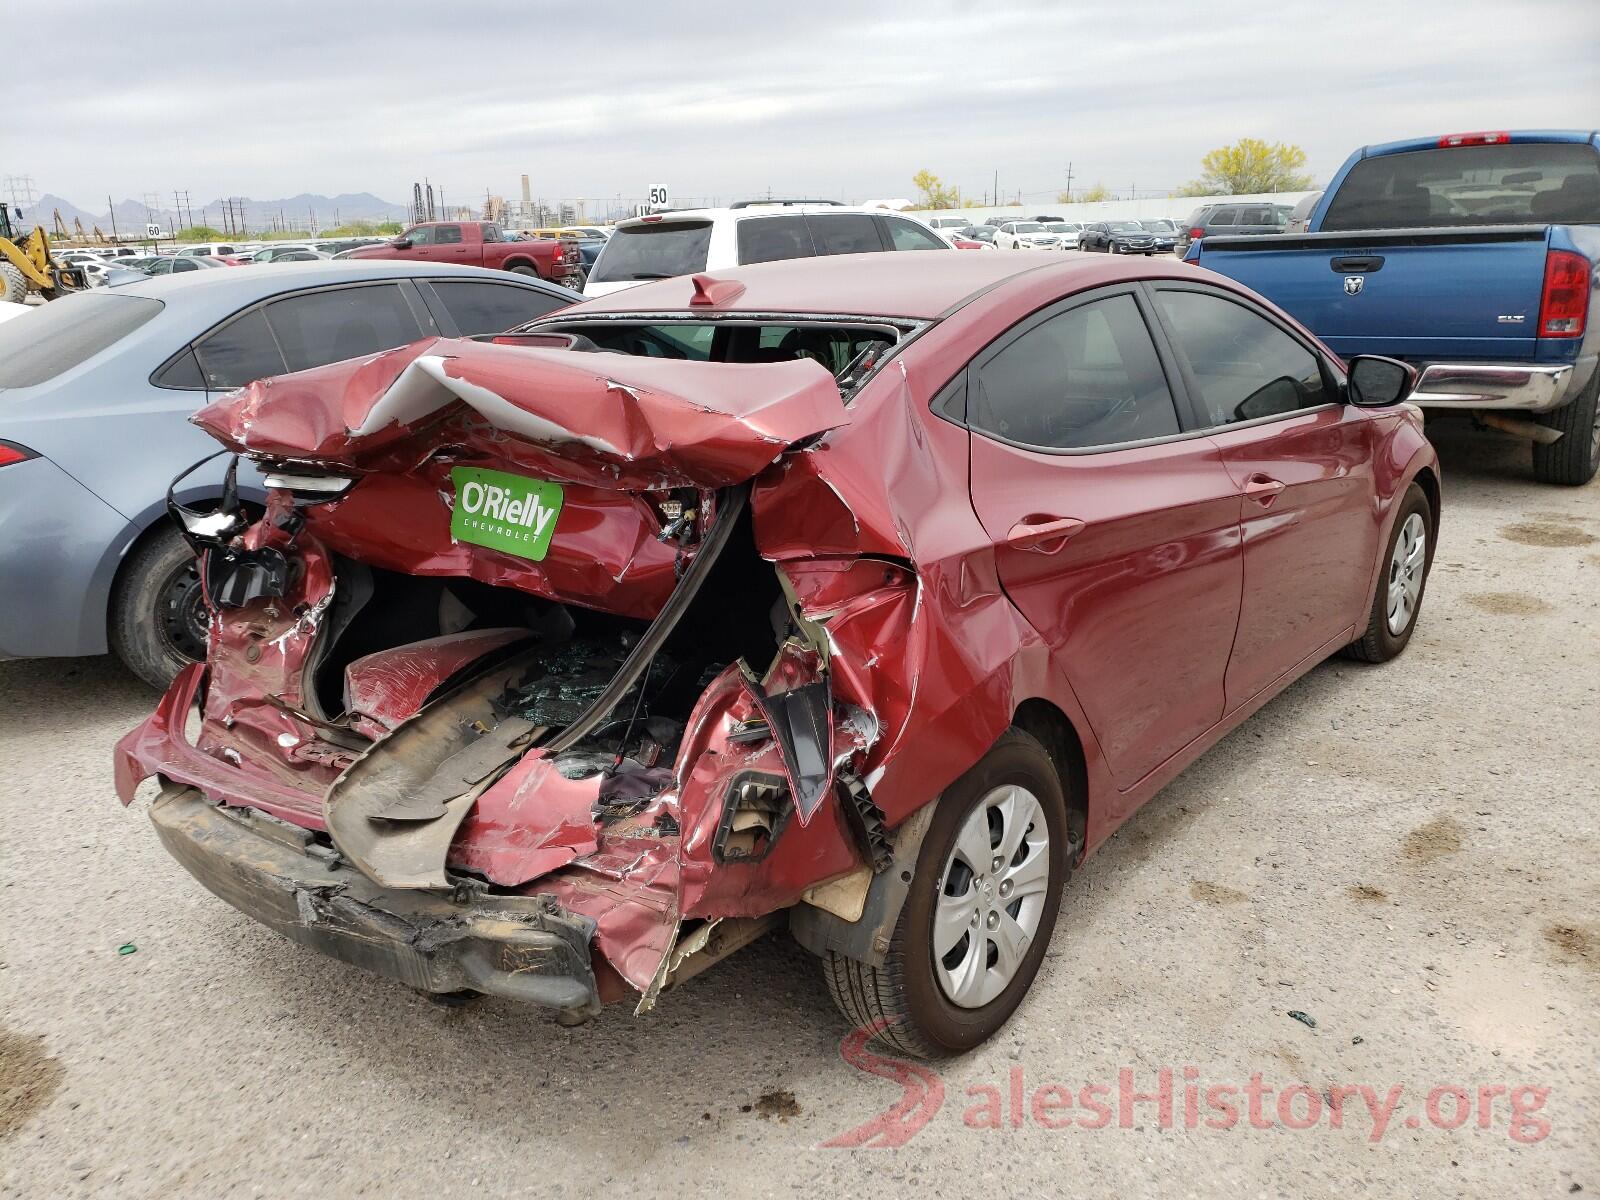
[1180,138,1316,196]
[176,225,225,242]
[911,169,960,210]
[1077,182,1113,203]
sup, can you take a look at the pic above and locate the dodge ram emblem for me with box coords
[1344,275,1365,296]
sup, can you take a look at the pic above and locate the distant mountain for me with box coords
[16,191,409,236]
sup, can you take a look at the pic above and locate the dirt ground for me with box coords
[2,421,1596,1198]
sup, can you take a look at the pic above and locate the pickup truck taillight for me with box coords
[0,441,37,468]
[1539,250,1591,338]
[561,243,581,265]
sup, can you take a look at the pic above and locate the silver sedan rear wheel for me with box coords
[933,784,1052,1009]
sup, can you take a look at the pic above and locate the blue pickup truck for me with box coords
[1187,130,1600,485]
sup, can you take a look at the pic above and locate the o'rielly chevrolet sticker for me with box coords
[449,466,564,562]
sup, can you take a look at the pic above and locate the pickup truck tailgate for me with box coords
[1192,225,1551,360]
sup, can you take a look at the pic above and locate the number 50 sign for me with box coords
[647,184,669,209]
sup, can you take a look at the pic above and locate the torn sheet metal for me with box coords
[191,337,850,491]
[343,628,530,734]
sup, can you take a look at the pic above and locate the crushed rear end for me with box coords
[115,332,918,1018]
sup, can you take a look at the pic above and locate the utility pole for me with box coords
[107,194,120,242]
[993,169,998,210]
[1064,162,1073,203]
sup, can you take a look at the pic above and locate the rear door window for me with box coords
[970,293,1180,450]
[264,283,426,372]
[1208,209,1237,227]
[428,280,568,334]
[435,225,464,244]
[736,216,816,264]
[0,293,164,388]
[808,213,885,255]
[194,307,288,389]
[589,221,713,283]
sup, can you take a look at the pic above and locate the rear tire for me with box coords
[821,728,1068,1058]
[110,527,208,689]
[1,262,26,304]
[508,265,538,278]
[1531,368,1600,486]
[1342,482,1433,663]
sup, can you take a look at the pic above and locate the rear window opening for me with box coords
[528,318,909,394]
[1322,143,1600,230]
[588,221,713,284]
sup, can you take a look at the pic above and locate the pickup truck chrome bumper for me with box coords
[1410,363,1573,412]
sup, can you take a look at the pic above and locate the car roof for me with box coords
[565,251,1161,321]
[106,260,562,307]
[612,204,898,229]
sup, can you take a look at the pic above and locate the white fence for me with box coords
[911,191,1317,227]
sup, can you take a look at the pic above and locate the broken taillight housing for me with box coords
[1539,250,1591,338]
[0,440,36,468]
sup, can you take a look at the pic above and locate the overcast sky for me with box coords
[10,0,1599,212]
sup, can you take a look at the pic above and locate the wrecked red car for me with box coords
[116,252,1439,1057]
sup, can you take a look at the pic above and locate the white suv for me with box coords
[583,201,953,297]
[993,222,1062,251]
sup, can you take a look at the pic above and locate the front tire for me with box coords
[1,262,26,304]
[110,527,209,689]
[1343,482,1433,663]
[821,728,1069,1058]
[1532,368,1600,486]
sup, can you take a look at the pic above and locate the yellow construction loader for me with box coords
[1,203,86,303]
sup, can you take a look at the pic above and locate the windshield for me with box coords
[1106,222,1142,233]
[589,221,713,283]
[1140,220,1176,233]
[1045,223,1074,233]
[1014,223,1043,233]
[1322,143,1600,230]
[0,293,163,389]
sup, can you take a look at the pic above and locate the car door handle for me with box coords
[1006,515,1085,551]
[1243,474,1286,505]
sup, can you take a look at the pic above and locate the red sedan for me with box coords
[118,252,1438,1057]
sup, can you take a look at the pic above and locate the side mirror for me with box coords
[1346,355,1417,407]
[390,237,412,249]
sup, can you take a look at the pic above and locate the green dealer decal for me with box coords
[450,466,565,561]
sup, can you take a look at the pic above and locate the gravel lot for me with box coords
[2,421,1596,1199]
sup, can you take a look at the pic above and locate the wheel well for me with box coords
[106,501,261,636]
[1412,465,1441,545]
[1011,698,1089,858]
